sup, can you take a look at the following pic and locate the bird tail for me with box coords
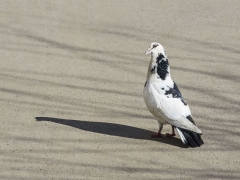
[176,127,204,147]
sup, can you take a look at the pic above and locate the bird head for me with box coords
[145,42,166,57]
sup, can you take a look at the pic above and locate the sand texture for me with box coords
[0,1,240,179]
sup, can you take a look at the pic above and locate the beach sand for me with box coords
[0,1,239,179]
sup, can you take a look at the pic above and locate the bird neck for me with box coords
[147,53,170,81]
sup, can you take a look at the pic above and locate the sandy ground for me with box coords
[0,1,240,179]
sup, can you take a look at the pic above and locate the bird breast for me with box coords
[143,82,168,124]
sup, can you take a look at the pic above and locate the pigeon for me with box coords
[143,42,204,147]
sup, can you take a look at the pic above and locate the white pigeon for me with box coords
[143,42,204,147]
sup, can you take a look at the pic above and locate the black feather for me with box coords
[186,115,196,125]
[164,82,188,106]
[178,115,203,147]
[172,82,182,97]
[156,53,169,80]
[179,128,204,147]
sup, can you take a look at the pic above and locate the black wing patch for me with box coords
[172,82,182,97]
[186,115,196,125]
[165,82,188,106]
[165,83,182,98]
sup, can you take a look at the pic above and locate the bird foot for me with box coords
[165,133,176,137]
[151,133,165,138]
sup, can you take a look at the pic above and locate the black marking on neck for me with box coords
[156,53,169,80]
[151,66,156,74]
[164,82,188,106]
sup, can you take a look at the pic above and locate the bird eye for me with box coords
[153,44,158,48]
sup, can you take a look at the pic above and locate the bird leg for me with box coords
[151,124,164,138]
[166,126,176,137]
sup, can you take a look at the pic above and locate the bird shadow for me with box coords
[35,117,186,148]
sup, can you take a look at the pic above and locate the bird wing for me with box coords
[167,116,202,134]
[150,81,202,134]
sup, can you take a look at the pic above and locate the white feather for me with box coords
[176,128,187,145]
[143,42,202,135]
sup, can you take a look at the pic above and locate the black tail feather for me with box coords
[179,128,204,147]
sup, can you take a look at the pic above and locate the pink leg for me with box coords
[151,124,164,138]
[166,126,176,137]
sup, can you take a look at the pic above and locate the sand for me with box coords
[0,0,239,179]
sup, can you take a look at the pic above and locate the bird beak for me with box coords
[145,48,152,55]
